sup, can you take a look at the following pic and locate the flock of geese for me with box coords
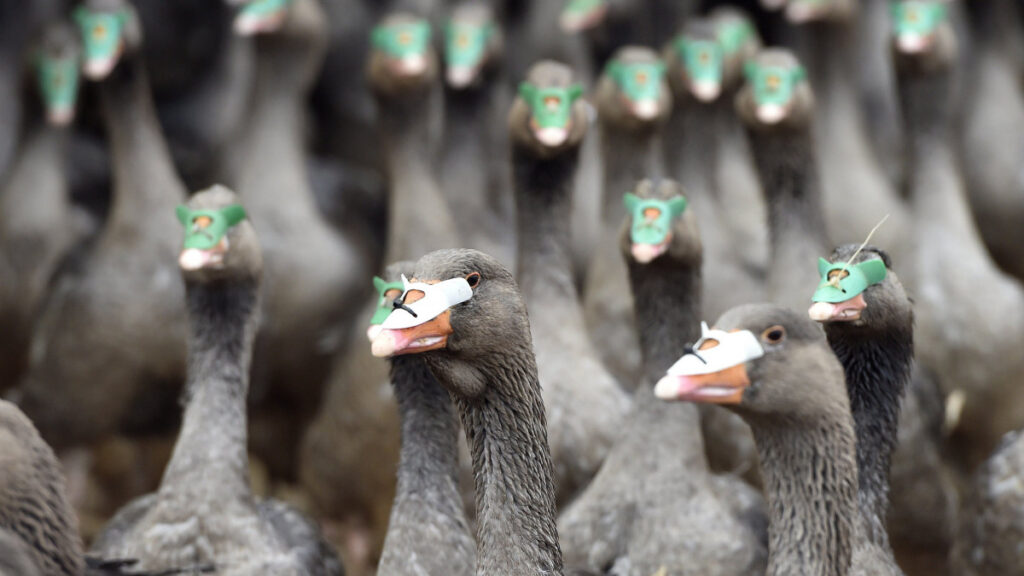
[0,0,1023,575]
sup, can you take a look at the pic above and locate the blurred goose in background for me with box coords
[559,178,766,576]
[784,0,910,257]
[891,0,1024,466]
[509,60,630,504]
[441,2,516,268]
[228,0,367,478]
[91,186,342,576]
[583,45,671,386]
[17,0,188,448]
[959,0,1024,281]
[0,21,84,389]
[736,48,830,313]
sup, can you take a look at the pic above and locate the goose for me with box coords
[735,48,831,314]
[0,21,83,388]
[300,12,459,564]
[808,245,959,568]
[508,60,630,504]
[91,185,342,576]
[228,0,367,477]
[371,248,601,576]
[855,0,905,186]
[558,178,766,576]
[440,2,515,268]
[375,262,475,576]
[583,45,671,386]
[951,429,1024,576]
[0,398,213,576]
[656,304,901,576]
[17,0,189,447]
[959,0,1024,281]
[784,0,911,257]
[891,0,1024,465]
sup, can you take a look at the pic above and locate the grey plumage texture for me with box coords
[91,187,341,576]
[559,179,767,576]
[510,60,630,505]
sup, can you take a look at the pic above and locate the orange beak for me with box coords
[808,293,868,322]
[371,310,453,357]
[654,363,750,404]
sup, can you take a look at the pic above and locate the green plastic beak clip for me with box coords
[371,276,406,325]
[564,0,607,17]
[176,205,247,250]
[518,82,583,129]
[812,258,887,303]
[444,22,493,68]
[37,54,80,114]
[371,20,432,58]
[606,60,666,103]
[717,20,755,56]
[73,6,127,64]
[675,38,724,85]
[239,0,292,19]
[890,1,947,36]
[624,192,687,246]
[743,62,806,106]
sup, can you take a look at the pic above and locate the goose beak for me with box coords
[655,363,750,404]
[895,33,930,54]
[690,80,722,103]
[560,3,608,32]
[786,1,829,23]
[446,65,479,89]
[234,10,288,35]
[756,103,788,125]
[808,293,868,322]
[534,126,569,147]
[46,105,75,127]
[83,55,119,81]
[396,54,428,76]
[371,311,453,357]
[631,99,660,121]
[179,248,222,271]
[631,241,669,264]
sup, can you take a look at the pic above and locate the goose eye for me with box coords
[465,272,481,288]
[761,325,786,344]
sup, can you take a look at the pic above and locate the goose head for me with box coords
[711,7,762,91]
[368,13,438,96]
[735,48,815,130]
[784,0,856,24]
[508,60,589,157]
[443,3,502,89]
[176,185,262,284]
[371,249,530,400]
[34,22,82,126]
[808,246,912,331]
[367,262,415,342]
[620,178,700,266]
[889,0,957,72]
[665,11,762,105]
[656,304,846,421]
[560,0,609,33]
[596,46,671,128]
[72,0,143,81]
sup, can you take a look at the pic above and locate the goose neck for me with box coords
[160,279,260,499]
[798,21,859,121]
[670,98,724,201]
[390,356,463,500]
[513,145,580,303]
[99,52,185,225]
[627,255,703,385]
[751,414,858,576]
[600,122,664,227]
[825,322,913,546]
[445,349,563,576]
